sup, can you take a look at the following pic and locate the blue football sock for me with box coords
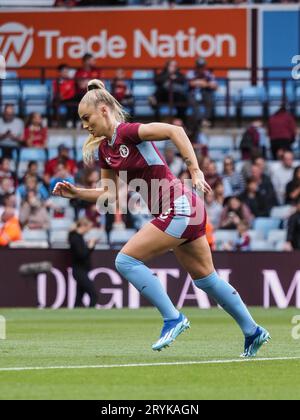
[194,271,257,337]
[115,253,179,321]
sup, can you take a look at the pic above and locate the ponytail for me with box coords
[81,79,128,166]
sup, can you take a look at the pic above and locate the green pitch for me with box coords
[0,308,299,400]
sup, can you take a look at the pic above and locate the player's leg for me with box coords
[173,236,271,357]
[115,222,190,350]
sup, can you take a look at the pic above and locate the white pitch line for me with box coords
[0,357,300,373]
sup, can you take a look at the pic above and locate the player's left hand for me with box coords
[191,169,212,195]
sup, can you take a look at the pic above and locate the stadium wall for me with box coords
[0,250,300,308]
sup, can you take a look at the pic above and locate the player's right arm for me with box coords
[52,169,117,203]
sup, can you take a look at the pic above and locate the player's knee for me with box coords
[115,252,140,275]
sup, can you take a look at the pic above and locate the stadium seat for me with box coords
[240,86,266,118]
[253,218,281,239]
[110,228,136,245]
[270,206,293,220]
[251,239,273,251]
[9,240,49,249]
[19,148,47,162]
[134,104,155,117]
[22,84,49,115]
[214,230,238,247]
[75,134,88,149]
[132,70,154,80]
[22,229,48,242]
[268,229,287,245]
[50,231,69,247]
[248,230,264,242]
[49,196,71,209]
[47,134,75,149]
[84,228,108,244]
[50,219,73,231]
[133,84,156,97]
[208,135,234,152]
[47,148,75,160]
[1,84,21,102]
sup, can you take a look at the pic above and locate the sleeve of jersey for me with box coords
[121,123,142,145]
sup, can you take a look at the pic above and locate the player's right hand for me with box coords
[52,181,78,199]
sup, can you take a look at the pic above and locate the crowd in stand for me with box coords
[0,50,299,250]
[0,98,299,251]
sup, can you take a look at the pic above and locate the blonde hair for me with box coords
[81,79,128,166]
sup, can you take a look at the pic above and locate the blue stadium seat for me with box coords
[268,229,286,245]
[22,84,49,115]
[253,217,281,239]
[1,84,21,101]
[47,134,74,149]
[132,84,156,97]
[48,148,75,160]
[208,135,234,152]
[240,86,266,118]
[19,148,47,162]
[134,104,155,117]
[132,70,155,80]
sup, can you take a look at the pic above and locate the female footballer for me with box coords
[53,79,270,357]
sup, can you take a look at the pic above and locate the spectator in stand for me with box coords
[239,177,272,218]
[250,163,278,209]
[53,64,77,127]
[0,105,24,158]
[205,191,223,229]
[0,193,17,219]
[150,60,187,120]
[188,57,218,129]
[220,196,253,230]
[0,157,16,184]
[45,145,77,185]
[242,155,271,181]
[203,160,222,190]
[222,156,245,196]
[0,208,22,247]
[19,191,50,231]
[268,106,297,160]
[49,163,75,193]
[17,175,49,202]
[285,166,300,205]
[240,120,267,160]
[271,151,295,205]
[111,69,134,114]
[75,53,101,100]
[164,145,184,177]
[0,177,15,206]
[285,197,300,251]
[19,161,44,185]
[224,222,251,252]
[23,113,48,148]
[214,180,225,206]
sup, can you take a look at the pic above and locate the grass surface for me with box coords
[0,308,299,400]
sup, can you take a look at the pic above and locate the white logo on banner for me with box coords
[0,22,34,67]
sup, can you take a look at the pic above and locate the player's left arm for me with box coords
[138,123,212,194]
